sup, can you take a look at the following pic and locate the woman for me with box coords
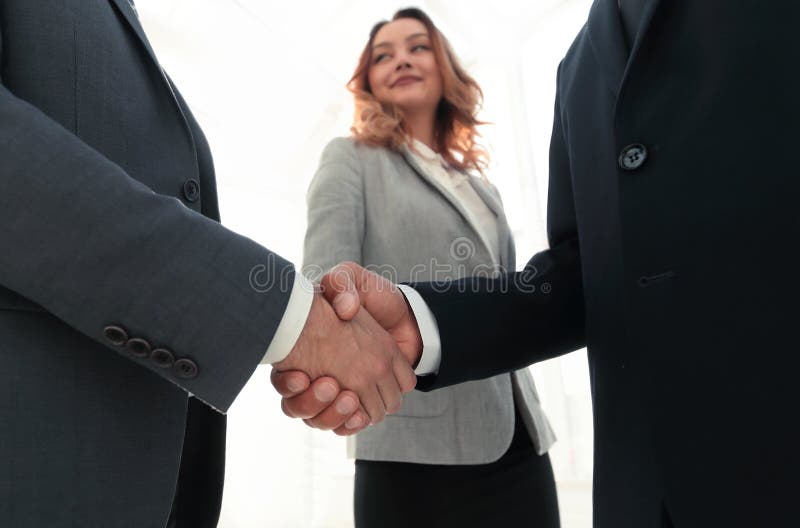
[303,8,560,528]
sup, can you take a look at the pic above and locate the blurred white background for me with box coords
[135,1,594,526]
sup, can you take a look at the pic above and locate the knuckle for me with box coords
[351,376,368,395]
[372,360,391,379]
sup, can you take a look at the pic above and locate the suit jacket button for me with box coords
[126,337,151,358]
[151,348,175,368]
[182,178,201,202]
[103,325,128,346]
[173,358,199,379]
[618,144,648,170]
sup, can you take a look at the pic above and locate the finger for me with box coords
[377,372,403,415]
[270,369,311,398]
[281,377,340,420]
[333,406,370,436]
[339,262,408,331]
[302,390,360,430]
[321,263,360,320]
[393,354,417,394]
[360,384,387,425]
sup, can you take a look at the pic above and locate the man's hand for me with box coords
[273,263,424,431]
[321,262,423,367]
[270,370,370,436]
[272,291,416,425]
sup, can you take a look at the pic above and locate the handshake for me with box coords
[270,262,423,435]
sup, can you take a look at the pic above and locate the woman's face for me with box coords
[367,18,443,117]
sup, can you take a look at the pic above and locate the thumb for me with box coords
[321,262,361,320]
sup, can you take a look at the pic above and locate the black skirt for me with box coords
[354,407,561,528]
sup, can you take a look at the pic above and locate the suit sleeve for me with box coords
[0,25,292,412]
[302,138,366,274]
[414,64,586,391]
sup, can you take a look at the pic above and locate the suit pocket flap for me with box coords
[393,386,449,417]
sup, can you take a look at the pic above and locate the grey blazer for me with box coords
[303,137,555,464]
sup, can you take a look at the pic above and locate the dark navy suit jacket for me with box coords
[415,1,800,526]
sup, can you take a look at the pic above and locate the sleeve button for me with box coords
[126,337,152,358]
[103,325,128,346]
[151,348,176,368]
[173,358,199,379]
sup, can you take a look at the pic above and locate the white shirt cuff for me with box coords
[397,285,441,375]
[261,272,316,364]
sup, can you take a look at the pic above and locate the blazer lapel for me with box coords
[468,177,502,218]
[403,150,501,268]
[587,0,661,97]
[467,177,513,268]
[402,149,478,232]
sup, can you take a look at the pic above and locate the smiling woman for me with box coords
[302,7,561,528]
[347,8,488,174]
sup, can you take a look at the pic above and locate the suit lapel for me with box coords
[620,0,661,90]
[107,0,196,152]
[108,0,162,69]
[586,0,629,96]
[587,0,661,97]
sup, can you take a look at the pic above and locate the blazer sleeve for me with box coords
[302,138,366,275]
[0,27,292,412]
[414,64,587,391]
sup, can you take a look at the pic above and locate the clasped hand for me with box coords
[271,262,423,435]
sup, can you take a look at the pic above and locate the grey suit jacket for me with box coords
[303,137,555,464]
[0,2,293,526]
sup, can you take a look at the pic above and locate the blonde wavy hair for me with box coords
[348,7,489,174]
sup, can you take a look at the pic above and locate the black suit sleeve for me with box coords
[414,64,586,391]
